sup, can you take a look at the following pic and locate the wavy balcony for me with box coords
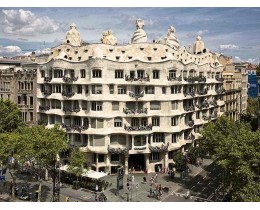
[107,145,129,155]
[123,107,148,115]
[43,90,52,97]
[197,89,208,95]
[183,76,196,83]
[44,77,52,82]
[185,134,195,141]
[184,91,195,97]
[62,91,75,98]
[211,111,218,119]
[124,124,152,131]
[195,76,207,83]
[215,88,225,94]
[167,76,182,82]
[39,105,50,112]
[215,76,224,82]
[129,91,144,99]
[62,76,78,82]
[61,123,88,133]
[149,143,169,152]
[184,105,195,112]
[125,75,150,82]
[185,120,194,127]
[196,101,209,109]
[209,100,217,106]
[202,115,211,121]
[63,107,80,114]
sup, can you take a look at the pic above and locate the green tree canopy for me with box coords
[0,99,23,133]
[200,116,260,201]
[67,147,86,180]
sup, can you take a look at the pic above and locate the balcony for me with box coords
[62,91,75,98]
[209,100,217,106]
[215,76,224,82]
[61,123,88,133]
[63,107,81,114]
[149,143,169,152]
[183,76,196,83]
[196,101,209,109]
[39,105,50,112]
[18,104,29,108]
[195,76,207,83]
[123,107,148,115]
[18,89,33,94]
[197,89,208,95]
[124,124,152,131]
[62,76,78,82]
[107,145,129,155]
[215,88,225,94]
[185,134,195,141]
[185,120,194,127]
[184,105,195,112]
[44,77,52,82]
[211,111,218,119]
[202,115,211,121]
[129,91,144,99]
[38,120,48,126]
[125,75,150,82]
[133,146,147,151]
[43,90,52,97]
[167,76,182,82]
[184,91,195,97]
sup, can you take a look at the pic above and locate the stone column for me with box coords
[145,154,150,173]
[132,135,135,149]
[124,154,129,175]
[164,152,168,172]
[96,153,99,172]
[106,154,111,174]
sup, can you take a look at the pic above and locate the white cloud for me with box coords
[197,29,209,36]
[2,9,59,36]
[186,29,209,38]
[23,48,51,56]
[233,56,243,62]
[0,45,22,55]
[219,44,239,50]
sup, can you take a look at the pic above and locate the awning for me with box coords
[59,165,107,180]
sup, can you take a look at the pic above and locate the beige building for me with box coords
[0,58,38,124]
[37,21,225,174]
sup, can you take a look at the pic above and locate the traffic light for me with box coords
[65,197,70,202]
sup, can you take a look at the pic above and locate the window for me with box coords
[196,112,200,119]
[149,153,160,161]
[80,69,86,78]
[162,87,166,94]
[153,133,164,143]
[41,70,45,78]
[54,70,63,78]
[171,117,178,126]
[169,70,176,79]
[115,70,124,79]
[172,134,177,143]
[77,85,82,94]
[171,86,178,94]
[92,85,102,94]
[91,118,104,128]
[150,101,161,110]
[92,69,102,78]
[112,101,119,111]
[85,85,89,94]
[137,70,145,79]
[145,86,155,94]
[82,101,88,110]
[91,101,102,111]
[118,86,127,94]
[111,154,120,162]
[30,112,33,122]
[109,84,114,94]
[114,117,122,127]
[18,96,21,104]
[171,101,178,110]
[152,117,160,126]
[30,97,33,106]
[153,70,159,79]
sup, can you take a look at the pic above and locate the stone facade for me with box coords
[37,20,226,174]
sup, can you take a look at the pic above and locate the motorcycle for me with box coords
[184,191,190,199]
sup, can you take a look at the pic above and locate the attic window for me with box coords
[121,51,125,54]
[172,53,174,56]
[109,49,113,52]
[153,48,157,51]
[140,48,144,51]
[183,50,185,52]
[84,49,88,53]
[58,49,61,52]
[78,57,81,61]
[128,56,132,59]
[69,57,72,60]
[165,49,168,52]
[64,55,68,59]
[181,54,182,56]
[51,52,54,55]
[116,56,120,60]
[161,56,167,60]
[67,49,70,52]
[75,51,78,54]
[148,57,152,61]
[67,40,70,44]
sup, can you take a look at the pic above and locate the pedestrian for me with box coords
[95,184,99,192]
[95,194,99,202]
[132,167,135,174]
[158,166,161,173]
[149,188,153,197]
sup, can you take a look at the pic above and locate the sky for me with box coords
[0,7,260,63]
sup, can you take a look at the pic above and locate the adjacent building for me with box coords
[37,20,226,174]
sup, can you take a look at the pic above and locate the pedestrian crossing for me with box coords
[170,192,211,202]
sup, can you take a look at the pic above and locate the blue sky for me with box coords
[0,7,260,63]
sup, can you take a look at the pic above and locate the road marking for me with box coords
[202,187,206,192]
[197,181,200,184]
[203,176,207,179]
[207,182,211,186]
[191,186,195,190]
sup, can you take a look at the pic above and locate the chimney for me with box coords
[31,51,36,62]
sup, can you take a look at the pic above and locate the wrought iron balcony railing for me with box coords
[185,120,194,127]
[61,123,88,133]
[125,75,150,82]
[184,91,195,97]
[185,134,195,141]
[167,75,182,81]
[149,143,169,152]
[196,101,209,109]
[62,91,75,98]
[195,76,207,83]
[43,90,52,96]
[202,115,211,121]
[44,77,52,82]
[124,124,152,131]
[129,91,144,99]
[39,105,50,112]
[38,120,48,126]
[107,145,129,155]
[62,76,78,82]
[215,76,224,82]
[197,89,208,95]
[211,111,218,119]
[123,107,148,115]
[209,100,217,106]
[183,76,196,83]
[63,107,81,114]
[184,105,195,112]
[215,88,226,94]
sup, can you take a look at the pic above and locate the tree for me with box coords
[172,152,186,172]
[200,116,260,201]
[0,99,23,133]
[12,125,69,201]
[67,148,86,181]
[246,97,258,116]
[256,64,260,76]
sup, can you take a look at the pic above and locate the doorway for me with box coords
[128,154,145,171]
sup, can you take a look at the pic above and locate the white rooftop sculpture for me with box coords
[101,29,117,45]
[131,19,148,44]
[165,26,180,49]
[193,36,205,54]
[65,23,81,46]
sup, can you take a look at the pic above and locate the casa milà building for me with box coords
[37,20,225,174]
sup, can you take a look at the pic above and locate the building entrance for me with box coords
[128,154,145,172]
